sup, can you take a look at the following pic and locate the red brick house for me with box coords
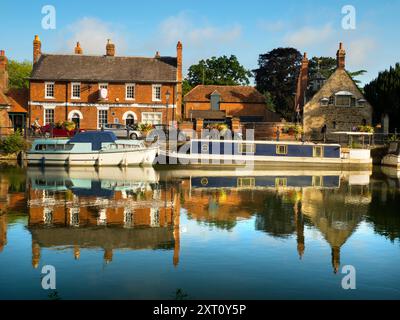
[29,35,183,130]
[0,50,28,136]
[184,85,280,127]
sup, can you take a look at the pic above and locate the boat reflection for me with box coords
[27,167,180,268]
[172,168,372,273]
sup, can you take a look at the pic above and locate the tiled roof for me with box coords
[30,54,178,83]
[184,85,266,103]
[6,88,28,113]
[0,91,9,106]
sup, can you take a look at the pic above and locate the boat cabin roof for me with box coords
[191,139,341,147]
[69,131,117,150]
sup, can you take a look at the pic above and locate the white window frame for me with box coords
[125,83,135,100]
[141,112,163,125]
[97,109,108,129]
[45,82,55,99]
[152,84,162,102]
[71,82,81,99]
[44,108,55,125]
[99,83,109,100]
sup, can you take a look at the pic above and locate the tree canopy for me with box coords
[7,60,32,90]
[186,55,252,88]
[364,63,400,130]
[253,47,302,120]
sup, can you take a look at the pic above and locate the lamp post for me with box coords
[165,90,170,127]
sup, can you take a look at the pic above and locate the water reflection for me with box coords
[1,165,400,299]
[166,169,372,273]
[27,167,180,267]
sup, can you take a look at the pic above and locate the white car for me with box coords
[102,124,142,140]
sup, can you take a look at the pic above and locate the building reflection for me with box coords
[176,169,372,273]
[0,166,27,252]
[26,167,180,268]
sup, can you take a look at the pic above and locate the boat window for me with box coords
[239,143,255,154]
[276,145,288,155]
[275,178,287,188]
[46,144,55,151]
[55,144,64,151]
[237,178,255,188]
[312,176,324,187]
[65,144,74,151]
[35,144,45,151]
[313,146,324,157]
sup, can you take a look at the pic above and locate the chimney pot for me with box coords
[75,42,83,54]
[106,39,115,56]
[155,51,160,58]
[33,35,42,64]
[0,50,4,57]
[336,42,346,69]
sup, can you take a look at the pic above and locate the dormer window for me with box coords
[320,98,329,107]
[334,91,354,107]
[358,99,366,107]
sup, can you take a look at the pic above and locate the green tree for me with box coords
[8,60,32,89]
[309,56,366,86]
[186,55,252,87]
[254,47,302,120]
[0,131,28,154]
[182,79,193,97]
[364,63,400,130]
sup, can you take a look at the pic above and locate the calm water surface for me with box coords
[0,165,399,300]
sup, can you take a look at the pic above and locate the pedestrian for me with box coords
[275,127,280,141]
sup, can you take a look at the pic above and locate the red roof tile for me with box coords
[184,85,266,104]
[6,88,28,113]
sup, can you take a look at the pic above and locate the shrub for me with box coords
[138,122,154,133]
[0,131,29,154]
[357,125,374,133]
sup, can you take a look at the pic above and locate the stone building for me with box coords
[29,35,183,130]
[296,43,373,139]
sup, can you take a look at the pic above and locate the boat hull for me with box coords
[27,147,158,167]
[160,150,372,170]
[382,155,400,169]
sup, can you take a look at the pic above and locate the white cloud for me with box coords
[62,17,128,55]
[284,24,335,48]
[257,20,286,33]
[158,12,242,49]
[346,38,377,68]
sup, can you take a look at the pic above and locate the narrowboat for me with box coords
[27,131,158,167]
[161,139,372,169]
[381,142,400,169]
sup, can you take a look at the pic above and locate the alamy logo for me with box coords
[341,5,356,30]
[41,265,56,290]
[341,265,356,290]
[41,5,56,30]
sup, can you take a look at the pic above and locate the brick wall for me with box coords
[185,102,268,119]
[29,81,177,129]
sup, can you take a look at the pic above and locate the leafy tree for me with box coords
[7,60,32,89]
[186,55,252,87]
[254,48,302,120]
[309,56,366,85]
[364,63,400,130]
[0,131,28,154]
[182,79,193,97]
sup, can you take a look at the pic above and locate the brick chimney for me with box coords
[294,52,309,115]
[33,35,42,64]
[336,42,346,69]
[106,39,115,56]
[0,50,8,92]
[176,41,183,119]
[74,42,83,54]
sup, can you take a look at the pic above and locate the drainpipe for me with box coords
[65,82,68,121]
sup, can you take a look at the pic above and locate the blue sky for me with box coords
[1,0,399,85]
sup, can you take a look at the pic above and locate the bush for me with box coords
[0,131,29,154]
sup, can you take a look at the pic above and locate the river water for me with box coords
[0,165,399,299]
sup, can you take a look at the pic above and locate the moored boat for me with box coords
[27,131,158,167]
[381,142,400,169]
[160,139,372,169]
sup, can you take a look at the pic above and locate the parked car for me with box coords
[102,123,142,140]
[40,124,84,138]
[145,124,187,142]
